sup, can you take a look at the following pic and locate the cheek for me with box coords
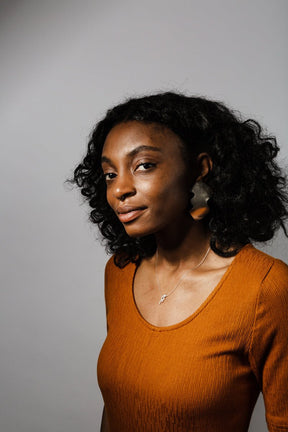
[105,187,114,210]
[141,173,189,211]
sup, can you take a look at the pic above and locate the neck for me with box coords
[154,215,211,271]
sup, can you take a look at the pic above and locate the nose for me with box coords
[113,172,136,202]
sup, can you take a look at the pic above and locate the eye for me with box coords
[135,162,156,171]
[103,172,116,181]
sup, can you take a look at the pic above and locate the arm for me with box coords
[249,259,288,431]
[100,406,109,432]
[100,258,114,432]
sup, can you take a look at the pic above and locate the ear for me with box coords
[195,152,213,181]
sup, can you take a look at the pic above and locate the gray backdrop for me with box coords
[1,0,287,431]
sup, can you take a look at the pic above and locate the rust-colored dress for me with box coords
[97,244,288,431]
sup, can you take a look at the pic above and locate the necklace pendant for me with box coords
[159,294,167,305]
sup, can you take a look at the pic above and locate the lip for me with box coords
[116,206,146,223]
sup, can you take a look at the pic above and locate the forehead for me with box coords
[102,121,185,158]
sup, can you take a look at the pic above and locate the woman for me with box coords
[71,92,288,431]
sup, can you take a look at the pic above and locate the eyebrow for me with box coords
[101,145,163,164]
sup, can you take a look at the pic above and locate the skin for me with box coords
[101,121,211,243]
[101,121,196,240]
[100,407,109,432]
[101,120,236,323]
[100,120,236,430]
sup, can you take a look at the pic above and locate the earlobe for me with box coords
[196,153,213,181]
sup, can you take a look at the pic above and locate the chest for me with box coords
[133,263,232,327]
[98,280,258,432]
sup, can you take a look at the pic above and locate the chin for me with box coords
[123,224,155,238]
[125,229,151,238]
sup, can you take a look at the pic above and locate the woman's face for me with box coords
[101,121,198,238]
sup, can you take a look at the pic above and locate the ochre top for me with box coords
[97,244,288,431]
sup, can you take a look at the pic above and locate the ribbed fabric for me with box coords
[97,244,288,431]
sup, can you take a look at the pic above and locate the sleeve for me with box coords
[248,259,288,432]
[104,255,116,333]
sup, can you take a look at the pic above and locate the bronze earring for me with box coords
[189,180,211,220]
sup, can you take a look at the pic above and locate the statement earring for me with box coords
[189,180,212,220]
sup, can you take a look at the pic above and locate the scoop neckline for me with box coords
[130,243,253,332]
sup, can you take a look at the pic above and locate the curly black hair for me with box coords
[69,91,288,267]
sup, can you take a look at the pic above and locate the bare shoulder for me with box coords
[204,250,235,272]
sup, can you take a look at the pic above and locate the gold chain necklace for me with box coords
[155,246,211,305]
